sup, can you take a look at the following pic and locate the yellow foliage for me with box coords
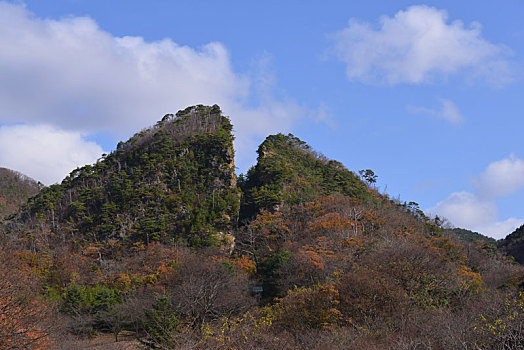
[266,284,342,331]
[457,265,484,294]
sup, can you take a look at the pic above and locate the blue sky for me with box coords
[1,0,523,238]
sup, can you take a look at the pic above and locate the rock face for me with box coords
[6,105,240,247]
[0,168,41,219]
[238,133,370,221]
[499,224,524,264]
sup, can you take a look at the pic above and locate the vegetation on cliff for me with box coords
[7,105,239,247]
[239,133,370,221]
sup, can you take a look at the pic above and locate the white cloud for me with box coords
[480,218,524,240]
[427,191,523,239]
[407,98,464,125]
[427,155,524,239]
[428,191,497,228]
[0,2,309,180]
[0,2,246,132]
[333,5,513,85]
[0,124,103,185]
[473,154,524,198]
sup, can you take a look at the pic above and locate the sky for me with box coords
[1,0,523,239]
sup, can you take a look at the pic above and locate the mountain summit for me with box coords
[6,105,239,246]
[239,133,370,220]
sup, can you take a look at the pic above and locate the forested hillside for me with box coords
[1,105,523,349]
[5,105,239,247]
[499,224,524,263]
[0,168,41,219]
[451,227,497,244]
[239,133,370,221]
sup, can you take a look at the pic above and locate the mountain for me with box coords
[1,105,523,349]
[498,224,524,263]
[5,105,239,247]
[451,227,497,244]
[0,168,41,219]
[239,133,371,221]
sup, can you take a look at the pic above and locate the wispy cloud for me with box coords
[332,5,514,85]
[407,98,465,125]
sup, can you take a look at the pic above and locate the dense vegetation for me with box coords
[0,168,41,219]
[5,105,239,247]
[499,224,524,264]
[451,227,497,244]
[239,133,370,221]
[1,105,524,349]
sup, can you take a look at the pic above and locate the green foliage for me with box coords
[258,248,291,300]
[452,227,497,244]
[140,294,180,348]
[62,284,121,315]
[12,105,240,247]
[499,224,524,264]
[359,169,377,184]
[239,133,371,220]
[5,105,524,349]
[220,259,235,275]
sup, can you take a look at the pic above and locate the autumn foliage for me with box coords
[0,249,54,349]
[0,113,522,349]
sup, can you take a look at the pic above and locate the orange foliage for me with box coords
[428,237,466,263]
[0,250,53,349]
[298,248,325,271]
[234,255,257,275]
[308,212,346,232]
[253,210,291,240]
[343,237,362,247]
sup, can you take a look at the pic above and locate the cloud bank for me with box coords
[427,155,524,239]
[333,5,513,85]
[0,2,305,183]
[0,124,103,185]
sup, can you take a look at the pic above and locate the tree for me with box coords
[140,294,181,348]
[168,254,254,330]
[359,169,377,185]
[0,250,54,349]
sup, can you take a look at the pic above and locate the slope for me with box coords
[1,108,523,349]
[239,133,371,221]
[498,224,524,263]
[0,168,41,219]
[5,105,239,247]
